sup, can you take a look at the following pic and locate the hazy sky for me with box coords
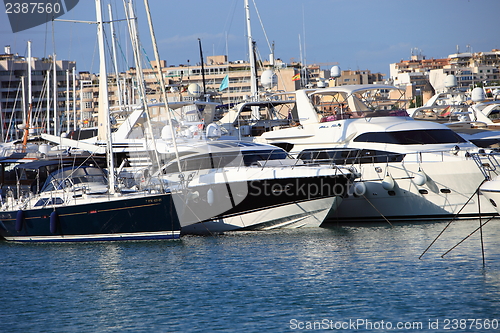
[1,0,499,77]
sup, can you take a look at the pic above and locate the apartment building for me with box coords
[143,55,302,103]
[390,49,500,105]
[332,69,384,86]
[0,45,76,140]
[78,55,321,126]
[435,50,500,91]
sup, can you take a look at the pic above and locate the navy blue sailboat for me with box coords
[0,164,180,242]
[0,0,181,242]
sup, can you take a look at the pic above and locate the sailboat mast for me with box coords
[245,0,259,120]
[53,53,57,135]
[46,69,50,133]
[66,69,69,132]
[123,0,163,173]
[27,40,32,129]
[72,67,76,131]
[198,38,207,99]
[143,0,182,174]
[108,4,124,111]
[96,0,116,193]
[298,34,303,89]
[245,0,257,100]
[21,76,26,129]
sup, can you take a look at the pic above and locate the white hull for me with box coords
[181,196,339,235]
[479,178,500,215]
[255,85,497,223]
[329,158,496,222]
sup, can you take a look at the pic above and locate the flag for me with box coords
[440,106,451,117]
[219,74,229,91]
[292,73,301,81]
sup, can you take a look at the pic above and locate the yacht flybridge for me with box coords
[408,87,500,148]
[255,84,497,222]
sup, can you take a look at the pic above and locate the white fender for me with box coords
[414,169,427,186]
[382,173,395,191]
[207,188,214,206]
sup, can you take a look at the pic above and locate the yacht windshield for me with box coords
[353,129,467,145]
[162,149,289,174]
[41,166,107,192]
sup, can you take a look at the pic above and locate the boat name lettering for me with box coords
[146,198,162,204]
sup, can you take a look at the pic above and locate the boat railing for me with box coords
[294,148,404,166]
[294,146,482,167]
[470,151,500,180]
[0,146,43,158]
[322,109,410,122]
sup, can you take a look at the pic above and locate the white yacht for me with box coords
[255,84,496,223]
[154,140,357,234]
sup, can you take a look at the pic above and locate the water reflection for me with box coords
[1,220,500,332]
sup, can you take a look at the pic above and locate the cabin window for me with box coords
[353,129,467,145]
[298,148,404,165]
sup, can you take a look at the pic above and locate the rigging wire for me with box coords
[251,0,272,54]
[5,81,22,141]
[215,0,239,61]
[440,217,494,259]
[419,178,488,259]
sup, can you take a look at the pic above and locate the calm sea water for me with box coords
[1,219,500,332]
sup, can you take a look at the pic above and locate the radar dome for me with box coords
[261,70,277,89]
[330,65,341,78]
[471,87,486,102]
[187,83,202,97]
[444,75,457,88]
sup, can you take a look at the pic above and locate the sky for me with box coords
[1,0,499,78]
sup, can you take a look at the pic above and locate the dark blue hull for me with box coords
[0,193,181,242]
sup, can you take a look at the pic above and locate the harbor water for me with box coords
[1,219,500,332]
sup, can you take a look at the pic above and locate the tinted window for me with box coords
[299,148,404,164]
[162,149,289,173]
[353,129,466,144]
[242,150,289,165]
